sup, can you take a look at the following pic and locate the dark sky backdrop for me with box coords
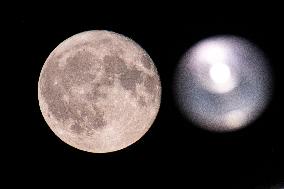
[14,2,284,188]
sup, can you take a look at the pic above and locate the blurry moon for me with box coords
[38,30,161,153]
[174,36,272,132]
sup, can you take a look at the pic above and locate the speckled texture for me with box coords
[38,30,161,153]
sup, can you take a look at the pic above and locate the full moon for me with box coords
[174,36,272,132]
[38,30,161,153]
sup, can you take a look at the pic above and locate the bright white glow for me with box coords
[193,41,237,94]
[209,63,231,84]
[175,36,272,132]
[198,42,227,64]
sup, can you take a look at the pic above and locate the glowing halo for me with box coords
[174,35,273,132]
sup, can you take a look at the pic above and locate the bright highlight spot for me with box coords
[210,63,231,84]
[199,42,227,64]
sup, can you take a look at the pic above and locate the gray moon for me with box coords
[38,30,161,153]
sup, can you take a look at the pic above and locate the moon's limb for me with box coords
[38,30,161,153]
[174,36,272,132]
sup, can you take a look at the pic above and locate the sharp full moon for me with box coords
[174,35,273,132]
[38,30,161,153]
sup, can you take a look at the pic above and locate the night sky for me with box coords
[12,2,284,188]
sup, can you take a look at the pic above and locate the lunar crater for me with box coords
[140,53,153,70]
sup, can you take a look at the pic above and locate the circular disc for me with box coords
[174,35,272,132]
[38,30,161,153]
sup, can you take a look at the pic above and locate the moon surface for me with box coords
[174,36,272,132]
[38,30,161,153]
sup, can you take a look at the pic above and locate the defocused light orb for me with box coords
[174,36,273,132]
[209,63,231,84]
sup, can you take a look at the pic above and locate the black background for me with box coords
[14,2,284,188]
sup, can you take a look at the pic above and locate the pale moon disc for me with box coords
[38,30,161,153]
[174,36,273,132]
